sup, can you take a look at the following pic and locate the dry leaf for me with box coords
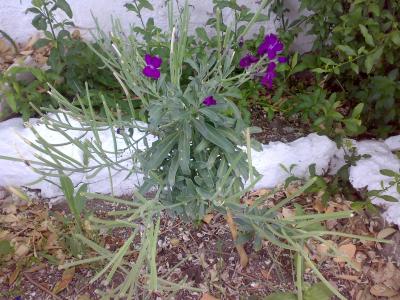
[281,207,296,219]
[53,268,75,294]
[333,244,356,263]
[14,244,30,258]
[1,214,19,223]
[243,197,254,206]
[226,211,248,268]
[336,274,359,281]
[370,262,400,288]
[202,214,214,224]
[2,204,17,214]
[25,263,46,273]
[72,29,81,40]
[19,50,34,56]
[261,269,271,280]
[23,34,40,50]
[370,284,398,297]
[356,287,375,300]
[0,40,12,54]
[326,204,335,214]
[170,238,180,247]
[313,198,325,213]
[316,241,336,258]
[249,189,270,197]
[284,184,298,197]
[77,295,91,300]
[8,265,21,285]
[377,228,397,239]
[200,293,220,300]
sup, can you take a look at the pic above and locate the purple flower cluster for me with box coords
[142,54,163,79]
[239,33,288,89]
[203,96,217,106]
[258,34,284,59]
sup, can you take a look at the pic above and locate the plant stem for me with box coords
[0,30,19,54]
[43,2,57,42]
[133,0,146,29]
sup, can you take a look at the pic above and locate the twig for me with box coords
[23,272,64,300]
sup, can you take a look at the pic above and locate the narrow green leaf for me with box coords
[138,0,154,10]
[379,195,398,202]
[359,24,374,46]
[195,27,209,42]
[193,120,235,153]
[56,0,73,18]
[60,175,74,204]
[147,133,179,170]
[336,45,356,56]
[365,47,383,73]
[178,123,191,175]
[380,169,398,177]
[350,63,359,74]
[168,155,180,187]
[391,31,400,46]
[351,103,364,118]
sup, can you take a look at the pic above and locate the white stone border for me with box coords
[0,116,399,225]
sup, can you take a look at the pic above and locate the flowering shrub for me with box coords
[265,0,400,138]
[84,0,297,220]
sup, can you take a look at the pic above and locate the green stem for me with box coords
[0,30,19,54]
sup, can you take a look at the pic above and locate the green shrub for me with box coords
[258,0,400,139]
[0,0,124,120]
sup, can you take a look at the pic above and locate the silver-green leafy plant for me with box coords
[87,0,274,221]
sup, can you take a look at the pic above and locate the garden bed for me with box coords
[1,184,400,300]
[1,0,400,299]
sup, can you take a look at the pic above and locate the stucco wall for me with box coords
[0,0,313,52]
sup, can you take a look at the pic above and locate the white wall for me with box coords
[0,0,313,52]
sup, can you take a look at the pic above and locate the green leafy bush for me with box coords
[0,0,124,120]
[266,0,400,138]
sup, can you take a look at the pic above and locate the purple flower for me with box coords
[257,34,284,59]
[267,61,276,72]
[142,54,162,79]
[278,56,288,63]
[145,54,162,68]
[239,54,259,68]
[203,96,217,106]
[143,66,161,79]
[261,62,277,89]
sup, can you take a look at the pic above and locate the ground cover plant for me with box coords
[0,0,398,299]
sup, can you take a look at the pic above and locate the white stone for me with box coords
[0,116,399,226]
[348,140,400,225]
[385,135,400,151]
[253,133,338,189]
